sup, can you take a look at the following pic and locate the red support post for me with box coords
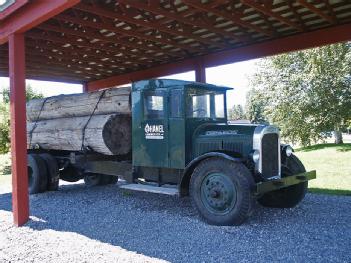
[82,82,88,93]
[9,33,29,226]
[195,62,206,83]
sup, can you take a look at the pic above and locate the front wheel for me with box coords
[257,154,308,208]
[190,157,254,226]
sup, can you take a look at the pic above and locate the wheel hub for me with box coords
[201,173,237,215]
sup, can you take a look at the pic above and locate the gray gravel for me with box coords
[0,181,350,263]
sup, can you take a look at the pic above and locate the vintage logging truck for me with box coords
[26,79,316,225]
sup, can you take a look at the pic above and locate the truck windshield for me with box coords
[187,91,225,119]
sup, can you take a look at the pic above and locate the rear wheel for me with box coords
[257,154,308,208]
[39,153,59,191]
[27,154,48,194]
[190,157,254,226]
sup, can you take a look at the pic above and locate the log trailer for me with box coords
[27,79,316,225]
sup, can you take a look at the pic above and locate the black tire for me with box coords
[190,157,255,226]
[84,173,102,187]
[100,175,118,185]
[59,165,81,182]
[257,154,308,208]
[39,153,59,191]
[27,154,48,194]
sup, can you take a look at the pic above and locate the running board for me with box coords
[119,183,179,196]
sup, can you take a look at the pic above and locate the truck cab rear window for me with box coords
[144,95,164,119]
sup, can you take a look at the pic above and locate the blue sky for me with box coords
[0,59,259,108]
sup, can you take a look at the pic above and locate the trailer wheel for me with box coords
[27,154,48,194]
[190,157,254,226]
[39,153,59,191]
[257,155,308,208]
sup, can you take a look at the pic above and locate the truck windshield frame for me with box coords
[186,88,226,120]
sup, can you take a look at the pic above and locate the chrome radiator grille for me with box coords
[261,133,279,178]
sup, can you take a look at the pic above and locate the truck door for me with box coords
[134,89,169,168]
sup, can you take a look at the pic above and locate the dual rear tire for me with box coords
[27,153,59,194]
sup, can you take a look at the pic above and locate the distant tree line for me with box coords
[228,43,351,146]
[0,85,43,153]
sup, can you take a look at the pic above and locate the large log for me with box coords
[27,87,131,122]
[27,114,131,156]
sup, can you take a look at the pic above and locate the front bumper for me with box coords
[255,170,316,195]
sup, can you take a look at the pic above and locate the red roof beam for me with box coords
[118,0,249,43]
[87,23,351,90]
[240,0,303,31]
[0,0,80,44]
[182,0,273,37]
[297,0,336,24]
[54,13,197,54]
[74,2,228,49]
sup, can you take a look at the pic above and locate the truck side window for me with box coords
[215,94,225,118]
[144,95,164,119]
[170,89,182,118]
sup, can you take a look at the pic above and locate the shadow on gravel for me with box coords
[1,183,351,262]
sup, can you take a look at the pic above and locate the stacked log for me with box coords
[27,87,130,121]
[26,87,131,156]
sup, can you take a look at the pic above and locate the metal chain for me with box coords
[81,89,107,152]
[29,97,50,149]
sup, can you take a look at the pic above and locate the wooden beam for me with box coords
[298,0,335,24]
[183,0,273,36]
[0,0,80,44]
[54,13,197,54]
[8,33,29,226]
[87,23,351,90]
[241,0,303,31]
[26,31,158,66]
[74,3,227,49]
[118,0,248,43]
[87,58,198,91]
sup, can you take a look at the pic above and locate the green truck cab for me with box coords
[130,79,315,225]
[28,79,316,226]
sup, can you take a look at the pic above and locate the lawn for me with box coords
[295,143,351,195]
[0,143,350,195]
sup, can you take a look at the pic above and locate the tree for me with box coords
[228,104,245,120]
[248,43,351,146]
[245,88,268,124]
[0,84,43,153]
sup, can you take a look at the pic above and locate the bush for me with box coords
[0,85,43,153]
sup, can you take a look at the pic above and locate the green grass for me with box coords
[295,143,351,195]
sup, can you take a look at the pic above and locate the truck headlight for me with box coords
[251,150,260,163]
[285,145,293,157]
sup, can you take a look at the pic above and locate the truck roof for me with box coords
[132,79,233,92]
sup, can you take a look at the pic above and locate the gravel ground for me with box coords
[0,181,350,263]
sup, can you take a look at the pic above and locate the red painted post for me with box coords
[195,62,206,83]
[82,82,88,93]
[9,33,29,226]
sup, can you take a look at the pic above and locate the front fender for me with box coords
[179,152,243,196]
